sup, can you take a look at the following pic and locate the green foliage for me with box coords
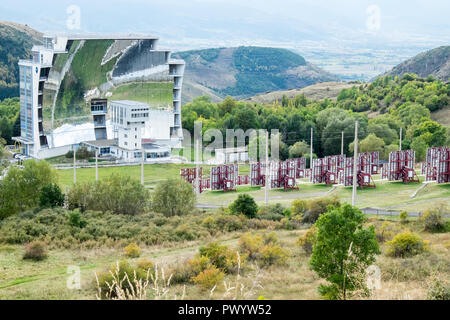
[293,197,341,224]
[421,208,446,233]
[288,141,309,158]
[67,209,87,228]
[151,178,196,217]
[399,211,408,224]
[0,97,20,143]
[39,183,65,208]
[192,267,225,290]
[0,160,58,219]
[229,194,258,218]
[386,231,428,258]
[427,281,450,300]
[257,203,286,221]
[67,174,149,215]
[124,242,141,258]
[310,204,380,300]
[297,225,318,254]
[23,241,48,261]
[198,242,241,273]
[65,146,95,160]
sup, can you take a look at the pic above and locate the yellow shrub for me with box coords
[259,244,290,266]
[297,225,317,254]
[238,232,264,259]
[192,267,225,290]
[124,242,141,258]
[386,231,429,258]
[188,256,213,275]
[136,258,154,272]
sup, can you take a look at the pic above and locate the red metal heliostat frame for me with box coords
[310,157,340,185]
[423,147,449,182]
[251,162,266,186]
[437,147,450,184]
[270,160,298,190]
[294,157,307,178]
[342,156,376,188]
[210,164,239,191]
[359,151,379,175]
[387,150,420,183]
[180,167,202,183]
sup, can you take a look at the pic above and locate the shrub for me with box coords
[199,242,242,274]
[427,281,450,300]
[96,260,139,298]
[421,209,446,233]
[238,232,264,259]
[67,209,87,228]
[39,183,65,208]
[67,174,149,215]
[297,225,317,254]
[371,221,402,242]
[229,194,258,218]
[151,179,196,217]
[23,241,48,261]
[175,224,197,241]
[291,199,307,216]
[257,203,285,221]
[124,243,141,258]
[386,231,428,258]
[399,211,408,224]
[259,244,290,266]
[192,267,225,290]
[295,197,341,224]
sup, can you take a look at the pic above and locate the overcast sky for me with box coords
[1,0,449,51]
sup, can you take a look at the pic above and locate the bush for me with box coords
[386,231,428,258]
[421,209,446,233]
[199,242,242,274]
[229,194,258,218]
[371,221,402,243]
[67,209,87,228]
[124,243,141,258]
[291,197,341,224]
[39,183,65,208]
[257,203,285,221]
[297,225,317,254]
[192,267,225,290]
[259,244,290,266]
[399,211,408,224]
[23,241,48,261]
[151,179,196,217]
[136,258,154,273]
[96,260,142,298]
[238,232,264,259]
[427,281,450,300]
[67,174,149,215]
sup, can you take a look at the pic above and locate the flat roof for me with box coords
[110,100,150,107]
[82,139,116,148]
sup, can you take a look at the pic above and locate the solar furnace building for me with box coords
[13,34,185,159]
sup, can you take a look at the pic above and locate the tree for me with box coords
[67,174,149,215]
[152,178,196,217]
[288,141,309,158]
[39,183,65,208]
[0,160,58,219]
[310,204,380,300]
[349,133,385,154]
[229,194,258,218]
[412,120,446,147]
[234,105,258,132]
[410,136,428,162]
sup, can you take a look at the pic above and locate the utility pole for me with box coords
[195,138,200,195]
[141,148,145,185]
[399,128,402,151]
[341,131,344,156]
[310,127,313,169]
[352,121,358,207]
[95,149,98,181]
[265,130,269,206]
[73,145,76,184]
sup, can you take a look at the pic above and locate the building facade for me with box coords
[13,34,185,160]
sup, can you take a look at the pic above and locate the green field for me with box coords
[56,163,450,212]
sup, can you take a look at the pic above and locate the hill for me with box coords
[383,46,450,81]
[0,21,42,100]
[173,47,339,104]
[244,81,356,104]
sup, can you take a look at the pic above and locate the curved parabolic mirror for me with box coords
[42,39,174,148]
